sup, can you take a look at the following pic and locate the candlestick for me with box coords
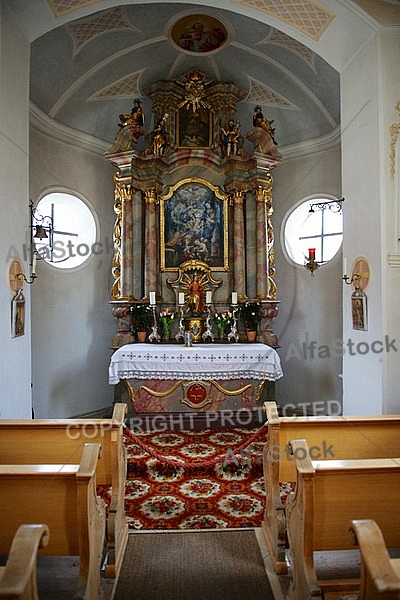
[178,292,185,306]
[231,291,238,305]
[149,291,156,305]
[308,248,316,261]
[343,257,347,276]
[32,253,37,276]
[206,291,212,305]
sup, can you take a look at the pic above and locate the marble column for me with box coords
[254,174,276,300]
[120,183,133,299]
[144,188,159,299]
[232,190,247,300]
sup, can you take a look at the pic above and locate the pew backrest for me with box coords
[0,403,127,487]
[264,401,400,484]
[285,439,400,599]
[0,443,105,600]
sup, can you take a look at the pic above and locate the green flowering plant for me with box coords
[130,303,153,333]
[213,311,233,326]
[159,307,175,323]
[239,301,261,331]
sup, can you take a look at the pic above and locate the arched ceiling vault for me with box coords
[8,0,400,150]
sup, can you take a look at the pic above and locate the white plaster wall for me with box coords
[272,145,343,414]
[29,126,116,417]
[0,4,32,418]
[381,31,400,413]
[341,35,384,415]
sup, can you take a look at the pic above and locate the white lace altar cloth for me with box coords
[109,343,283,384]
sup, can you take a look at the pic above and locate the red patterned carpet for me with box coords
[120,426,267,530]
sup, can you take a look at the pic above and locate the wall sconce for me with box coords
[342,256,361,286]
[304,247,319,275]
[309,197,344,213]
[16,200,54,284]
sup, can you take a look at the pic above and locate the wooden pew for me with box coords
[262,401,400,573]
[285,439,400,600]
[348,519,400,600]
[0,524,49,600]
[0,443,105,600]
[0,402,128,578]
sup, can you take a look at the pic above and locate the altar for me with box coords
[109,343,283,429]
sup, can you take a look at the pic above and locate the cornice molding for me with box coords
[30,100,340,161]
[29,101,109,156]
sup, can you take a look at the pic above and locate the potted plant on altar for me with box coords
[130,304,153,342]
[159,307,175,341]
[213,310,233,340]
[239,301,261,342]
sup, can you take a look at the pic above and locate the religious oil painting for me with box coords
[351,290,368,331]
[178,107,212,148]
[170,14,228,54]
[160,179,228,271]
[11,289,25,338]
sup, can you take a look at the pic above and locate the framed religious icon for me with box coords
[160,178,228,271]
[351,288,367,331]
[11,289,26,338]
[170,14,229,54]
[177,107,212,148]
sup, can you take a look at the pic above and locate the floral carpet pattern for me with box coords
[120,427,267,530]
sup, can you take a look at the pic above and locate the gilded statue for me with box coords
[151,114,169,155]
[220,119,242,156]
[187,273,205,314]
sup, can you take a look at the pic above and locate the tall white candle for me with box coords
[32,252,37,276]
[149,291,156,305]
[231,291,238,305]
[178,292,185,305]
[343,257,347,276]
[206,291,212,305]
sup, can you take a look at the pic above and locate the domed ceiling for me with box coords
[10,0,399,150]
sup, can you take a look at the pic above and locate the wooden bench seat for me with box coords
[285,439,400,600]
[0,443,105,600]
[0,402,128,578]
[348,519,400,600]
[0,524,49,600]
[262,401,400,573]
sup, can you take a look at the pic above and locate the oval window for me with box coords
[284,197,343,265]
[33,192,96,269]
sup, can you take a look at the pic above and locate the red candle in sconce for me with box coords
[308,248,316,261]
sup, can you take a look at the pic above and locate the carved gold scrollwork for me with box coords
[390,100,400,178]
[110,174,132,300]
[254,176,276,300]
[144,188,158,204]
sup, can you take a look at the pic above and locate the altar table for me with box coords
[109,343,283,429]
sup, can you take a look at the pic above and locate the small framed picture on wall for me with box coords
[11,289,25,337]
[351,288,367,331]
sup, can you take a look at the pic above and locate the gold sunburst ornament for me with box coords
[176,68,212,112]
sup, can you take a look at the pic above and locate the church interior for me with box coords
[1,0,400,598]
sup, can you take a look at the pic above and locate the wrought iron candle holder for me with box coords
[227,305,239,342]
[148,304,161,342]
[175,305,185,343]
[202,304,214,342]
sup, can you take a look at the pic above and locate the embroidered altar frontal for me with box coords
[109,343,283,425]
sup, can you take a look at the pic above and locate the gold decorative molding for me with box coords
[390,101,400,178]
[110,172,132,300]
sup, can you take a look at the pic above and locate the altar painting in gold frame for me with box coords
[160,178,228,272]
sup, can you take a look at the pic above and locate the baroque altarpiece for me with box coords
[105,68,282,349]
